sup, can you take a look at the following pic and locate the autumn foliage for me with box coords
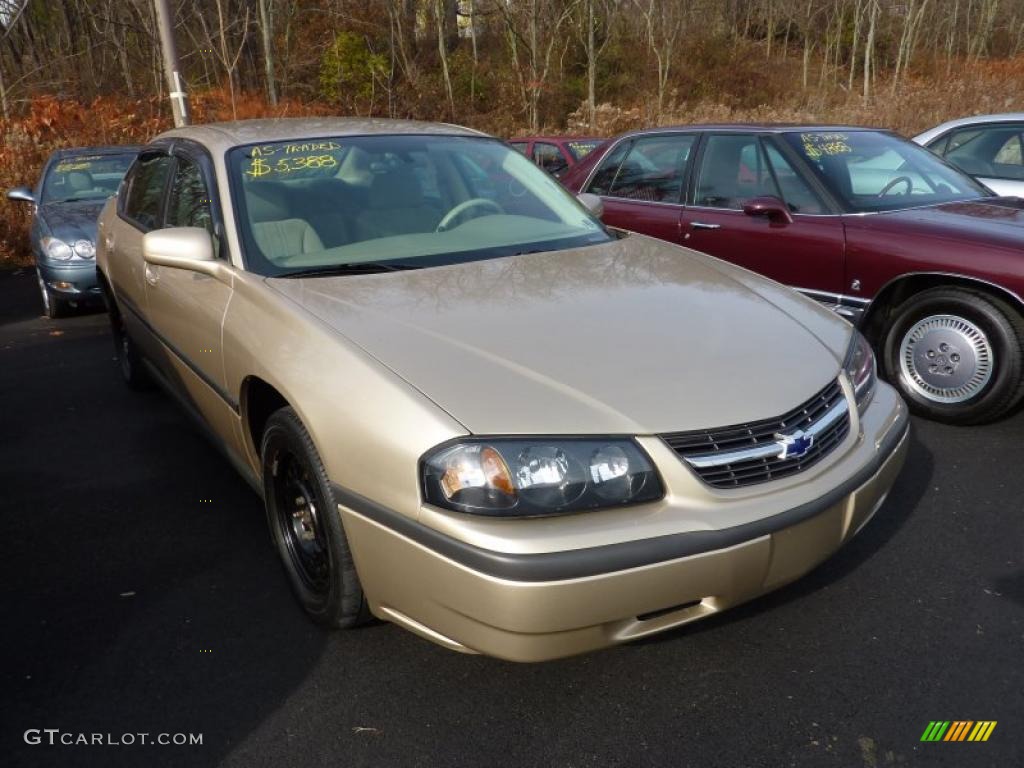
[3,54,1024,267]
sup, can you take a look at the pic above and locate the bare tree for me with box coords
[256,0,277,106]
[634,0,684,119]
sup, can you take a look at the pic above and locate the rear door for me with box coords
[144,143,239,441]
[582,133,697,245]
[681,132,847,297]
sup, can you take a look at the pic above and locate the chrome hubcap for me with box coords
[899,314,993,403]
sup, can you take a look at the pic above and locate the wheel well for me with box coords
[862,273,1024,344]
[242,377,290,456]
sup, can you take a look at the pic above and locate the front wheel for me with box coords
[262,407,368,628]
[37,269,65,319]
[881,288,1024,425]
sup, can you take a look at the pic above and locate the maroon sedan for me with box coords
[509,135,605,178]
[561,125,1024,425]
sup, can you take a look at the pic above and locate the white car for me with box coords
[913,114,1024,197]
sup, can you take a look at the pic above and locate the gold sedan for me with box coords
[97,118,908,661]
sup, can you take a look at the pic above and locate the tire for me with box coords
[107,299,152,391]
[261,407,368,628]
[881,287,1024,425]
[36,269,65,319]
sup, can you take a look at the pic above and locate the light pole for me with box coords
[153,0,190,126]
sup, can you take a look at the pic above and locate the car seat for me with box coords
[355,169,439,240]
[245,183,324,262]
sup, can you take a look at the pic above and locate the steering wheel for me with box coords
[436,198,504,232]
[878,176,913,197]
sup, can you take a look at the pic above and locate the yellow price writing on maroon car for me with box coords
[801,132,852,158]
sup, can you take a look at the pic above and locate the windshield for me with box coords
[40,153,136,204]
[781,131,989,213]
[229,135,611,276]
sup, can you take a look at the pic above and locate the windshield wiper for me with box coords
[279,262,420,278]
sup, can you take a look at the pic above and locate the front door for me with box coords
[144,148,239,444]
[583,133,697,245]
[682,133,846,298]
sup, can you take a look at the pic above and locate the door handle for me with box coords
[690,222,722,230]
[144,263,159,286]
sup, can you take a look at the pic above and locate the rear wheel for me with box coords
[881,287,1024,424]
[262,407,368,628]
[106,297,152,391]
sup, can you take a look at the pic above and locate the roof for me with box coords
[511,135,605,142]
[620,123,888,136]
[156,117,487,154]
[912,113,1024,143]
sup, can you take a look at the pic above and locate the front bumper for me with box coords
[36,261,101,302]
[338,381,909,662]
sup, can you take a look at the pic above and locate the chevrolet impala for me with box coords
[96,118,908,661]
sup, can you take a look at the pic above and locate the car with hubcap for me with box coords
[7,146,140,317]
[97,117,908,662]
[561,125,1024,425]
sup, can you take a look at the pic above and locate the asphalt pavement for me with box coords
[0,267,1021,768]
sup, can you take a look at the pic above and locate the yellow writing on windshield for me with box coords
[244,154,339,178]
[250,141,341,158]
[55,162,93,172]
[801,133,852,158]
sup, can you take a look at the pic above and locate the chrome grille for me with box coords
[661,379,850,489]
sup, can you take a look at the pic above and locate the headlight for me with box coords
[422,439,664,517]
[72,239,95,259]
[844,330,877,412]
[42,236,73,261]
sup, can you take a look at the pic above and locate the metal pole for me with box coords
[153,0,190,126]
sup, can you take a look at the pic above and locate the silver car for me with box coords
[913,114,1024,197]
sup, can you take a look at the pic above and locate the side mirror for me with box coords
[742,195,793,225]
[7,186,34,203]
[577,192,604,219]
[143,227,219,276]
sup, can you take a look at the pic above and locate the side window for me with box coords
[942,129,982,156]
[606,134,693,203]
[942,126,1024,179]
[509,142,528,156]
[122,153,172,231]
[991,130,1024,180]
[586,140,631,195]
[764,142,826,214]
[927,135,950,156]
[695,134,779,209]
[532,142,568,176]
[166,156,213,236]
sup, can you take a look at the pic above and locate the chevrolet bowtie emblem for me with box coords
[774,429,814,460]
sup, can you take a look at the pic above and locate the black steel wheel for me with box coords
[261,407,368,628]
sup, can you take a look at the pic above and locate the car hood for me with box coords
[846,197,1024,250]
[268,236,848,435]
[37,199,106,243]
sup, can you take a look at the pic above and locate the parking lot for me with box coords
[0,266,1020,767]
